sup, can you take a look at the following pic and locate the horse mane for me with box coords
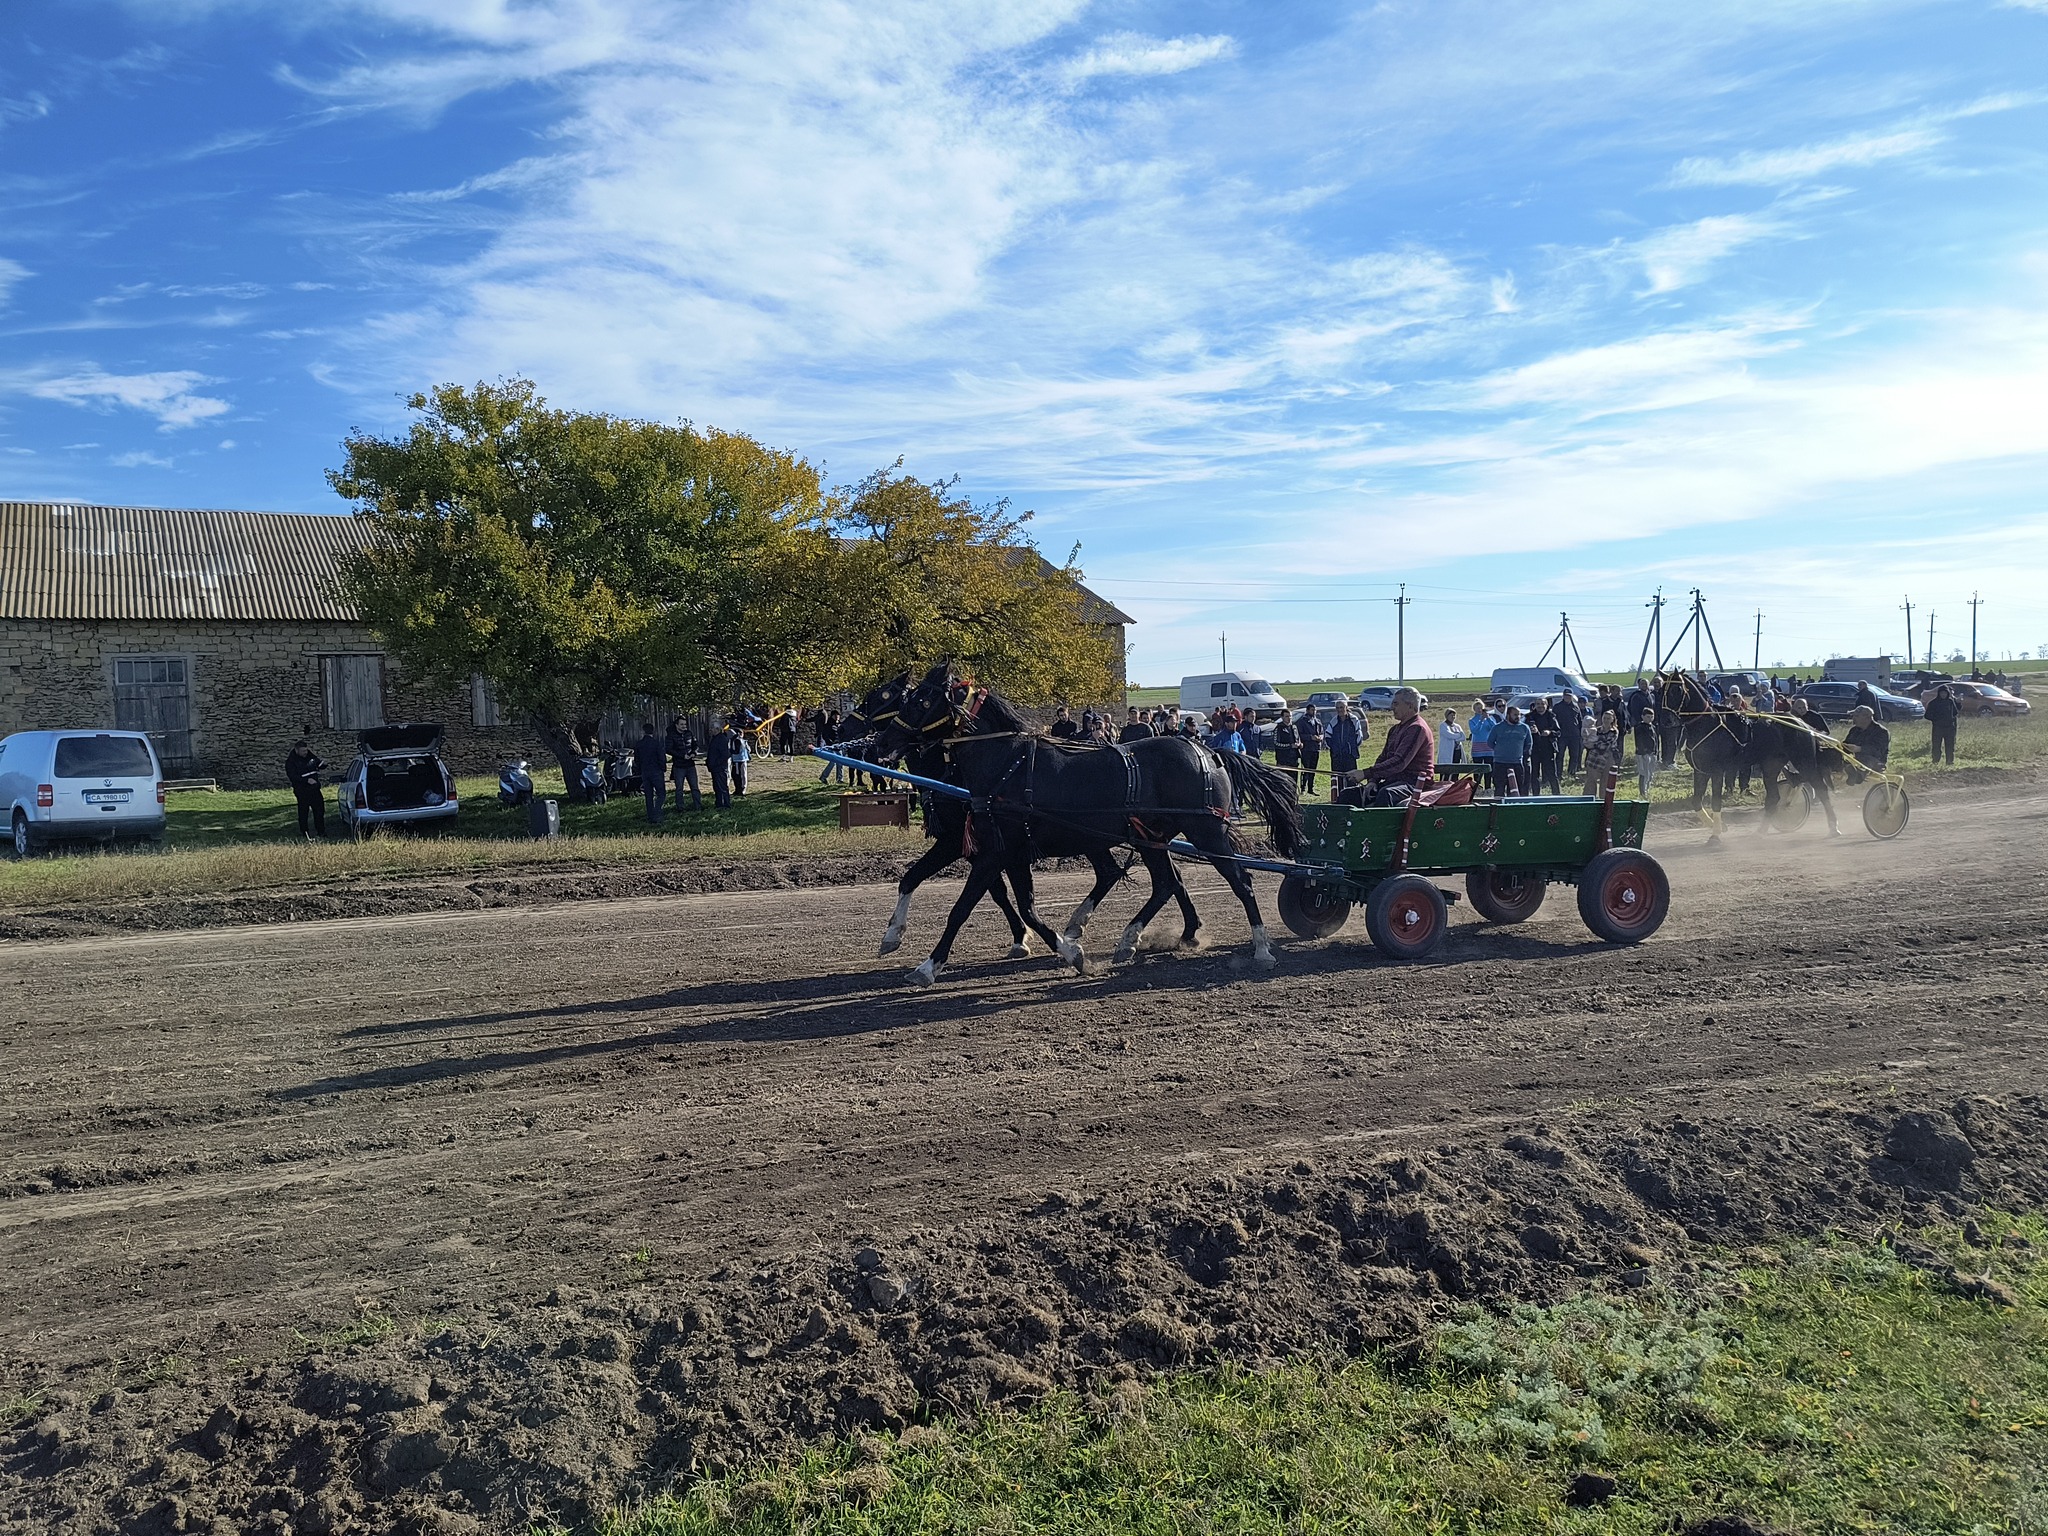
[966,688,1032,736]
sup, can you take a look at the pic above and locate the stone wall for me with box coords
[0,618,545,788]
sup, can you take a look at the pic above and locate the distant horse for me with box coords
[842,677,1201,963]
[868,663,1301,984]
[1658,672,1846,837]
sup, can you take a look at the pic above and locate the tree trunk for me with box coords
[533,715,601,803]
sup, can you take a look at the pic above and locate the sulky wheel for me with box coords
[1576,848,1670,944]
[1767,782,1814,832]
[1277,874,1353,940]
[1465,867,1547,924]
[1862,782,1910,839]
[1365,874,1449,962]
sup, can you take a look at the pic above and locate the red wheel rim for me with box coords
[1601,867,1654,931]
[1388,891,1438,946]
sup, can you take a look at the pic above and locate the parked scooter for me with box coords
[498,759,534,808]
[576,753,608,805]
[603,747,640,796]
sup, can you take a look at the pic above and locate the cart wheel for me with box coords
[1277,874,1353,940]
[1862,782,1910,839]
[1465,868,1547,924]
[1767,783,1814,832]
[1577,848,1670,944]
[1365,874,1449,962]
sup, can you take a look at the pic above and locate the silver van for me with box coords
[0,729,167,857]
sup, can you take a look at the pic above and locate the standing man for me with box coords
[1467,698,1497,791]
[1490,705,1531,797]
[705,715,736,809]
[1527,696,1562,795]
[1297,705,1324,796]
[1272,708,1300,781]
[1556,690,1585,777]
[1925,684,1959,766]
[1328,698,1365,800]
[667,716,702,810]
[634,720,667,824]
[730,717,751,798]
[284,738,327,840]
[1118,706,1153,744]
[1049,706,1082,740]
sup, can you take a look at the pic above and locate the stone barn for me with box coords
[0,501,537,788]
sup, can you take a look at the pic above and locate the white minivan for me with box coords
[1489,667,1597,701]
[0,729,167,857]
[1179,672,1288,720]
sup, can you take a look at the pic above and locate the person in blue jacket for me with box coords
[1205,719,1244,753]
[1467,700,1498,791]
[1489,705,1533,797]
[1327,698,1366,797]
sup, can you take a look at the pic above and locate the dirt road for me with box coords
[5,781,2046,1534]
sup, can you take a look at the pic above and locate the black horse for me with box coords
[869,663,1301,984]
[1658,672,1846,837]
[842,676,1201,963]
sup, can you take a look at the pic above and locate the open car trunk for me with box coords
[358,722,444,754]
[364,756,449,811]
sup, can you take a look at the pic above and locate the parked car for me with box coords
[0,729,166,857]
[1794,682,1926,723]
[1708,670,1772,698]
[1502,691,1564,716]
[336,723,458,839]
[1918,681,2030,717]
[1355,686,1430,711]
[1303,691,1350,710]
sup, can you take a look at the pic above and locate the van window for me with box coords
[55,735,156,778]
[1246,681,1272,694]
[1211,682,1227,698]
[1229,681,1248,696]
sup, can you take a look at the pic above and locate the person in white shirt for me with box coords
[1436,708,1466,768]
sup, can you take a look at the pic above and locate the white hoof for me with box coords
[908,958,940,987]
[1005,942,1032,960]
[878,931,903,956]
[1254,949,1279,971]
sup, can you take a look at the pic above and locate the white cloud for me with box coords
[1635,212,1782,293]
[1459,315,1804,414]
[1059,32,1236,87]
[1489,273,1518,314]
[13,368,231,429]
[0,258,30,307]
[1668,127,1940,187]
[110,449,175,468]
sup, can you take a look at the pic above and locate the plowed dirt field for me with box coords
[4,781,2046,1535]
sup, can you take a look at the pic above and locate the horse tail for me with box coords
[1217,749,1302,858]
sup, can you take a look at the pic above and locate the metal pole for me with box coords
[1395,584,1408,683]
[1753,609,1763,671]
[1220,631,1227,672]
[1926,610,1935,669]
[1902,597,1913,669]
[1969,592,1982,667]
[1692,589,1703,673]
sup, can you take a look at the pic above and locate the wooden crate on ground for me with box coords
[839,792,911,829]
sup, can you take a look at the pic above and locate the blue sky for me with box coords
[3,1,2045,683]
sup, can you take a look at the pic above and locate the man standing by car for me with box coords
[1297,705,1324,796]
[1925,684,1960,766]
[1556,691,1584,776]
[285,738,326,839]
[1527,696,1562,794]
[635,721,667,824]
[1328,699,1366,800]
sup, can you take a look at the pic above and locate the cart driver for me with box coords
[1359,687,1436,807]
[1841,704,1890,784]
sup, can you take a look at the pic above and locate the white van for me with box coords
[0,729,167,857]
[1179,672,1288,720]
[1489,667,1597,701]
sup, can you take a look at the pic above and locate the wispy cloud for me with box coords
[1058,32,1236,87]
[1668,128,1940,188]
[110,449,175,468]
[7,367,231,429]
[0,258,30,307]
[1635,212,1782,292]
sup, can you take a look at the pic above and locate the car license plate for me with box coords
[83,791,131,804]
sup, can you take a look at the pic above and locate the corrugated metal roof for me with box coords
[0,502,369,621]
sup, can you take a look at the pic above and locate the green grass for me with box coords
[597,1223,2048,1536]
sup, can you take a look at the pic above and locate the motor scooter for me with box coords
[498,759,534,807]
[576,753,608,804]
[603,747,641,796]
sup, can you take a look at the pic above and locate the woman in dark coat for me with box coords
[1273,708,1300,782]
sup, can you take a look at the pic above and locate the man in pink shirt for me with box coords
[1358,687,1436,806]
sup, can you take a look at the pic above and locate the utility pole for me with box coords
[1219,631,1227,672]
[1901,596,1913,669]
[1926,609,1936,670]
[1753,608,1764,671]
[1394,584,1409,683]
[1538,611,1587,675]
[1969,592,1983,668]
[1634,588,1666,676]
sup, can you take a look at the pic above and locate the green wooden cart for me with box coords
[1270,780,1668,961]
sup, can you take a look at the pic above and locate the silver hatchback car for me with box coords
[0,729,167,856]
[335,723,459,839]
